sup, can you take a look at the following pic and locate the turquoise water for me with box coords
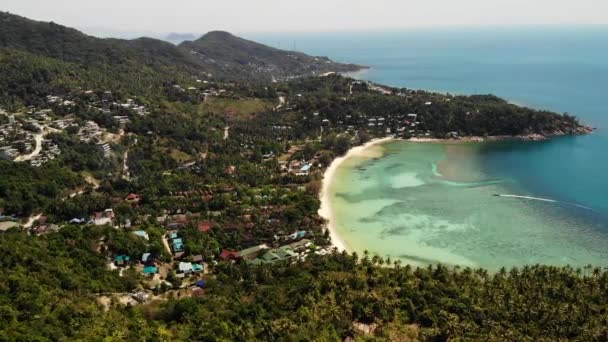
[251,28,608,268]
[329,142,608,270]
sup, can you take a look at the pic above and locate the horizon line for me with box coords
[80,23,608,40]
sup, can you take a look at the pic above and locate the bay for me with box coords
[251,28,608,268]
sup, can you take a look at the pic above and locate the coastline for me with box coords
[318,137,395,252]
[318,128,593,252]
[409,129,593,143]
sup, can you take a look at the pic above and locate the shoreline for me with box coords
[409,129,593,143]
[318,137,395,252]
[318,129,593,252]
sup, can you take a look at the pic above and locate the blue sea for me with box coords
[250,28,608,268]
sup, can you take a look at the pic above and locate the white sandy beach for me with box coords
[318,137,395,252]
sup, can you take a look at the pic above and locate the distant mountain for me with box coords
[180,31,363,81]
[0,12,364,103]
[165,32,197,44]
[0,12,207,102]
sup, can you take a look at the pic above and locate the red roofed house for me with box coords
[198,221,214,232]
[126,193,140,203]
[220,250,240,261]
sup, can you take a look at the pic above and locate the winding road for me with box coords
[15,132,43,162]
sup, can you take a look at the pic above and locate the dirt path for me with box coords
[276,96,285,110]
[23,213,42,229]
[162,235,173,257]
[122,150,130,180]
[15,132,43,162]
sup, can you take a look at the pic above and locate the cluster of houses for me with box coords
[171,82,228,103]
[0,114,34,158]
[1,97,138,166]
[218,237,324,265]
[114,97,147,116]
[305,109,434,139]
[0,112,62,165]
[177,260,204,278]
[49,91,148,117]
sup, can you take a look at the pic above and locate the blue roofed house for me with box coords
[143,265,158,275]
[115,255,131,267]
[172,238,184,252]
[192,263,204,273]
[288,230,307,240]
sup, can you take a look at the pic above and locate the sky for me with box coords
[3,0,608,37]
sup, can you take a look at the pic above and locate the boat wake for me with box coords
[437,179,505,188]
[494,194,595,211]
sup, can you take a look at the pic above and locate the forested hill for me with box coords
[0,12,363,104]
[179,31,363,81]
[0,11,206,103]
[0,12,203,74]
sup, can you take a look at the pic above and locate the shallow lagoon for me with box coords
[329,141,608,270]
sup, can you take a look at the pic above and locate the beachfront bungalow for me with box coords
[286,239,313,253]
[286,230,307,241]
[295,163,312,176]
